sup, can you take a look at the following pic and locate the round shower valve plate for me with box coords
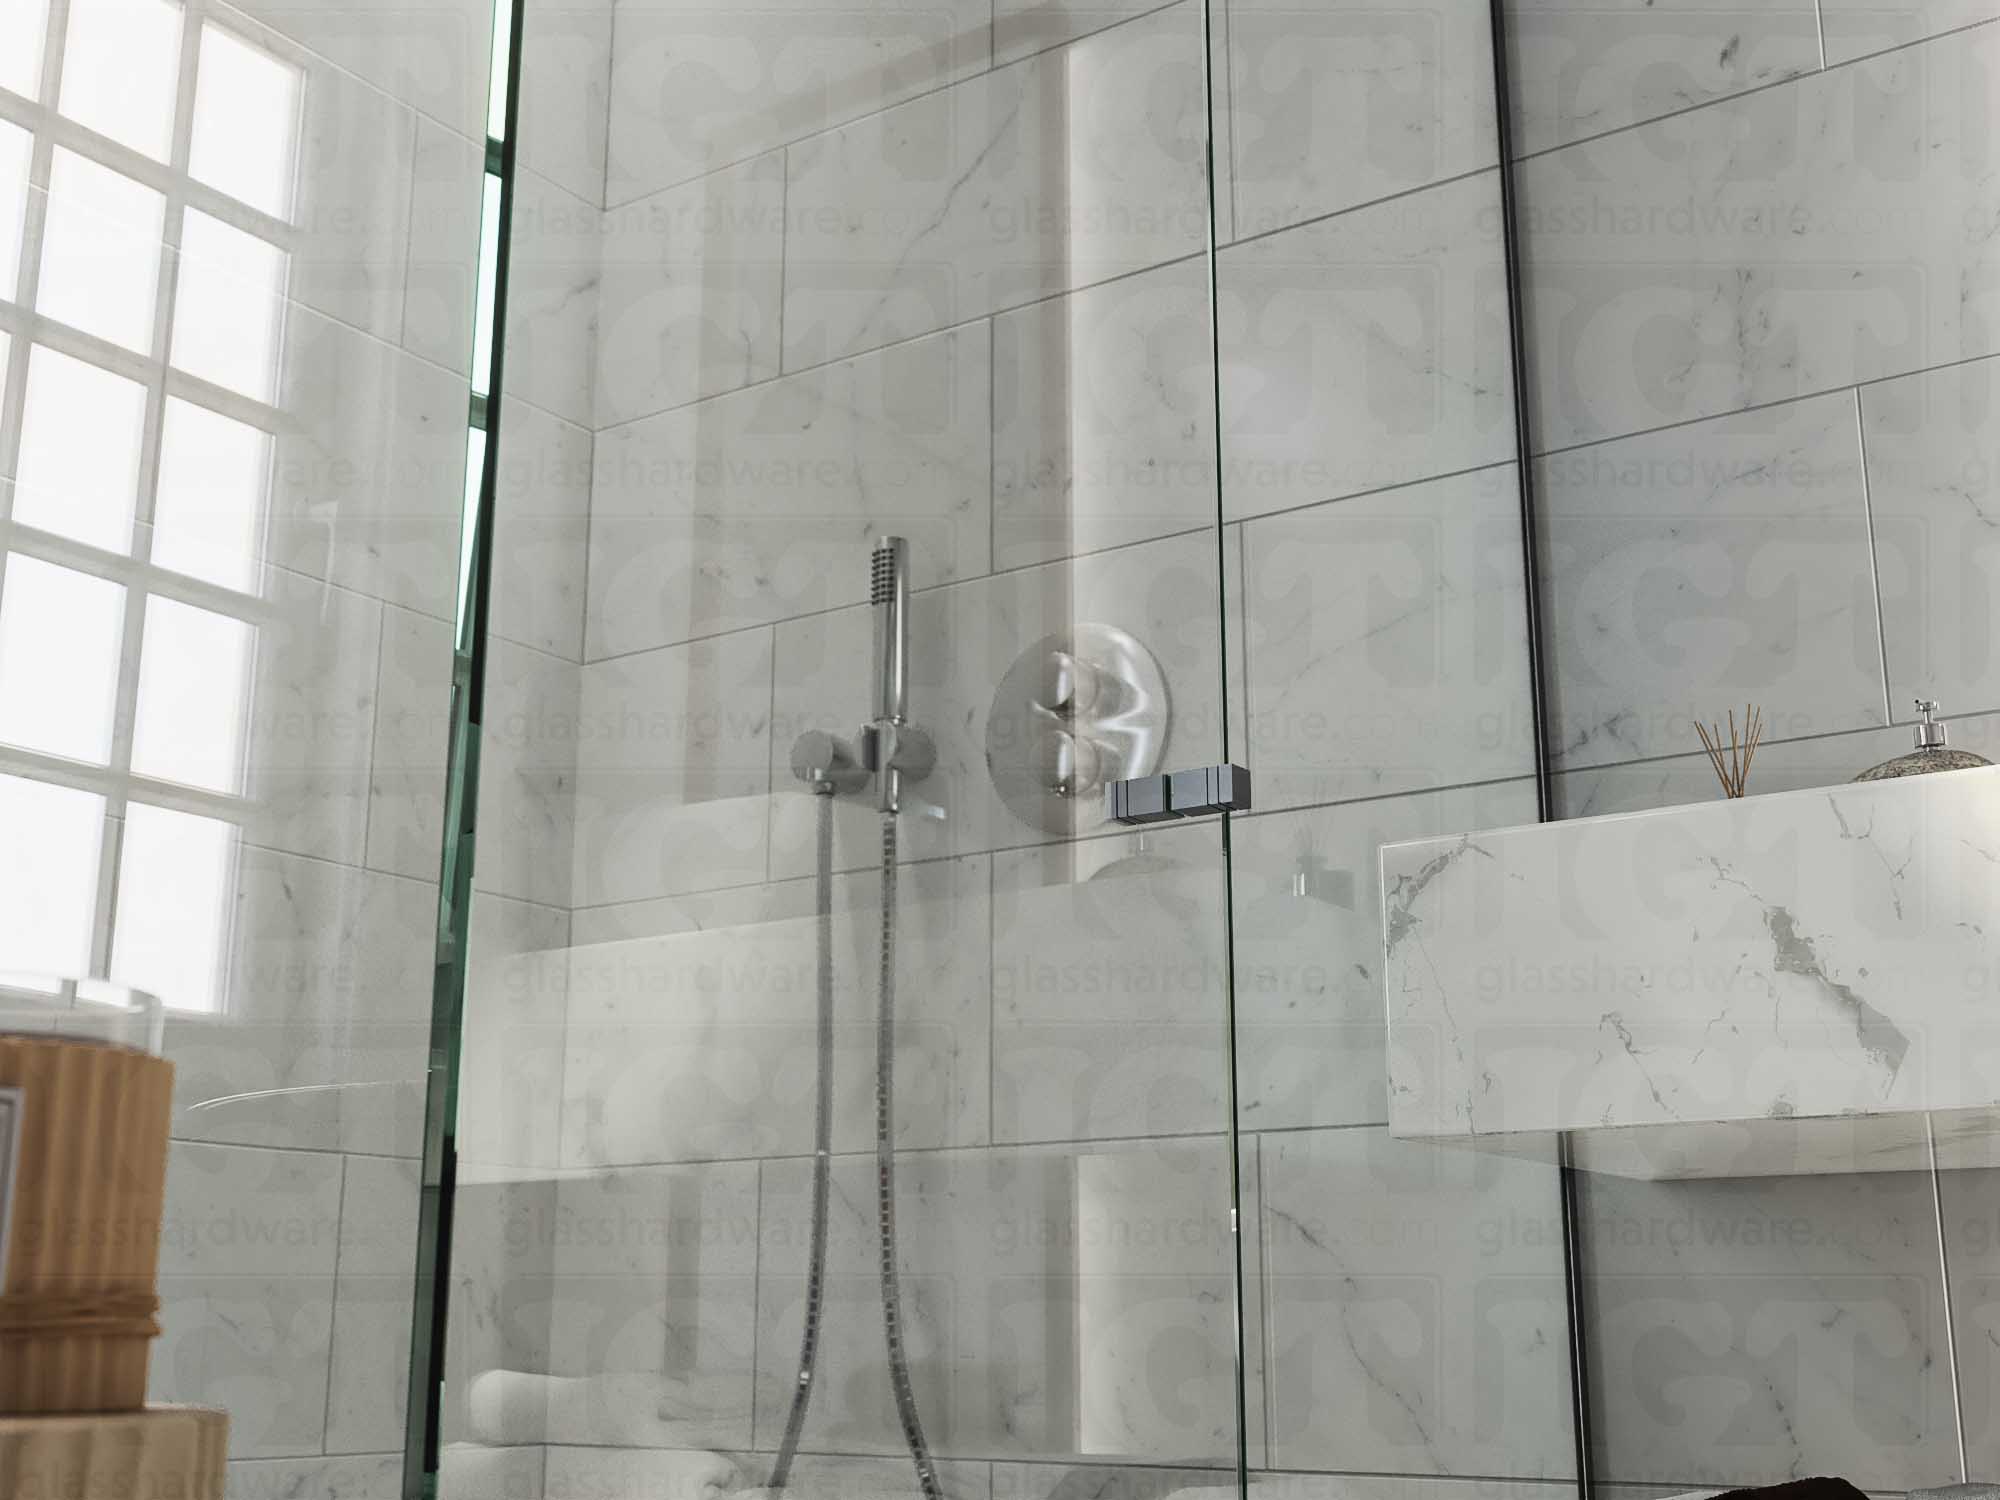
[985,623,1169,834]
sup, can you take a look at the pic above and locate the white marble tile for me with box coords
[586,324,990,657]
[519,0,613,205]
[366,602,454,880]
[993,0,1187,62]
[767,526,1229,877]
[474,639,582,908]
[990,1464,1234,1500]
[241,566,384,867]
[543,1447,987,1500]
[458,893,571,1170]
[1228,0,1496,239]
[782,2,1210,367]
[1260,1127,1573,1479]
[1581,1170,1958,1487]
[990,821,1232,1144]
[1938,1165,2000,1478]
[493,398,592,661]
[594,151,786,427]
[506,168,602,429]
[1821,0,2000,63]
[326,1154,420,1454]
[216,0,494,141]
[602,0,990,205]
[1861,352,2000,717]
[1217,171,1515,523]
[1502,0,1820,157]
[570,628,770,908]
[438,1444,546,1500]
[402,118,487,378]
[269,306,471,622]
[992,256,1218,569]
[1537,391,1885,768]
[158,1142,343,1458]
[562,854,989,1166]
[1229,780,1540,1134]
[755,1138,1248,1462]
[337,866,441,1157]
[226,1453,403,1499]
[1242,464,1537,809]
[543,1161,760,1447]
[1518,25,2000,450]
[1549,718,1931,819]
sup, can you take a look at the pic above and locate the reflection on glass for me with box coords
[0,775,103,982]
[471,173,501,395]
[189,23,303,222]
[58,0,183,161]
[152,397,271,594]
[171,210,287,401]
[131,597,251,795]
[38,149,166,352]
[13,343,148,554]
[0,120,29,301]
[109,801,234,1014]
[457,424,486,623]
[0,0,49,100]
[0,555,125,765]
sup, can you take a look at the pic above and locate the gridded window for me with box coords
[0,0,302,1012]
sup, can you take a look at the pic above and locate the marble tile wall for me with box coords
[1496,3,2000,1491]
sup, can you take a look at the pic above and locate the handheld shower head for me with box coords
[872,536,909,726]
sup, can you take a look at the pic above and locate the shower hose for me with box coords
[769,797,942,1500]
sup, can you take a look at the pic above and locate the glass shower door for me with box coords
[426,2,1251,1497]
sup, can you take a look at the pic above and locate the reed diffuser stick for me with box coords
[1695,704,1764,798]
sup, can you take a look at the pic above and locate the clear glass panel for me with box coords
[0,554,125,764]
[0,774,103,980]
[37,150,166,352]
[59,0,184,160]
[440,1,1247,1496]
[13,343,149,553]
[109,800,236,1013]
[171,209,287,401]
[188,22,304,222]
[130,595,253,793]
[0,0,50,100]
[151,397,272,593]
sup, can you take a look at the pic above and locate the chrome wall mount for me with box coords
[986,623,1170,834]
[1104,764,1252,825]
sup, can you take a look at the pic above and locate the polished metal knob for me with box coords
[791,730,867,793]
[1037,651,1105,718]
[1035,729,1105,799]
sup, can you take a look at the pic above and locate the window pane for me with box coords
[172,210,286,401]
[38,150,165,352]
[131,595,251,794]
[13,345,148,554]
[0,120,29,302]
[110,802,235,1015]
[0,556,125,765]
[153,398,271,593]
[0,0,50,100]
[0,775,103,983]
[189,24,303,222]
[60,0,183,161]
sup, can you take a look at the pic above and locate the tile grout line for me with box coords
[1851,386,1897,728]
[1926,1115,1969,1484]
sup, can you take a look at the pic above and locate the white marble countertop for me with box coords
[1380,763,2000,1177]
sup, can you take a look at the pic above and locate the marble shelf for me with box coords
[1380,763,2000,1178]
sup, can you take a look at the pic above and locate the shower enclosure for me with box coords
[1,0,1993,1494]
